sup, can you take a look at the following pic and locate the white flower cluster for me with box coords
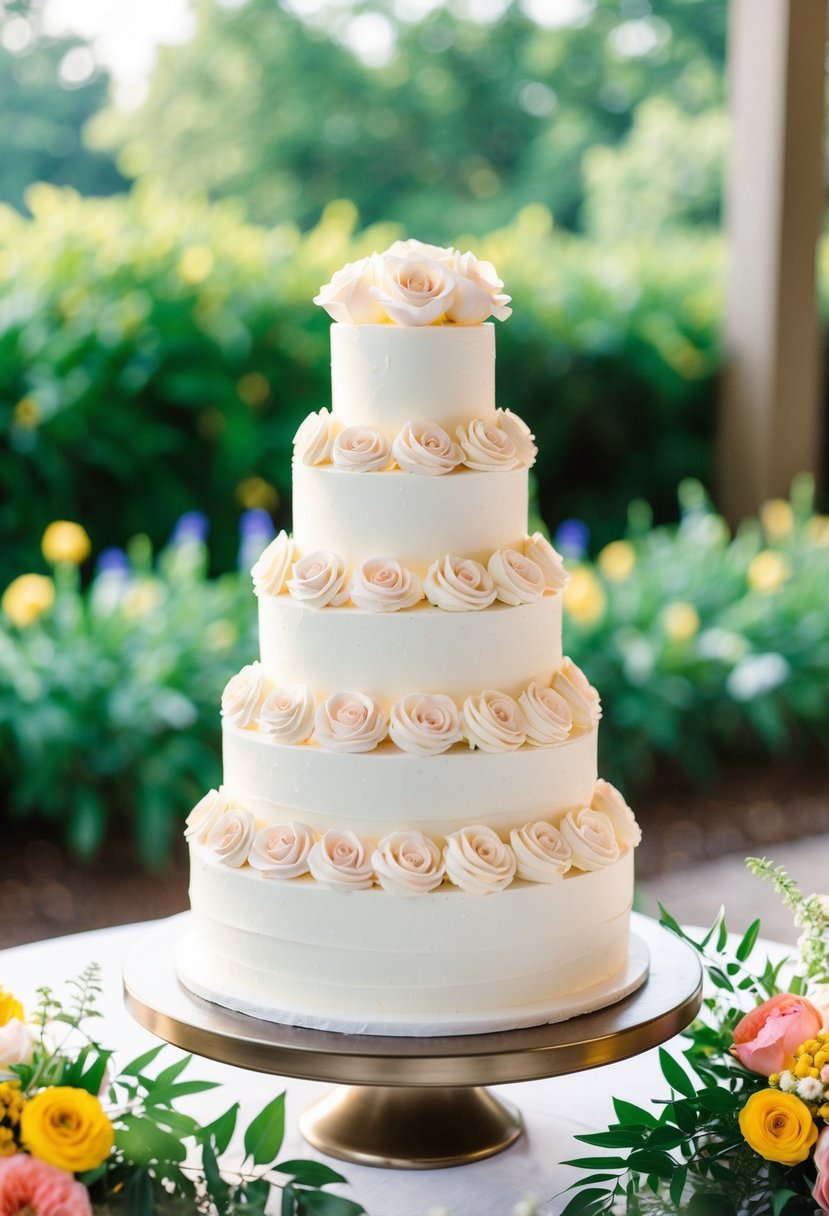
[314,238,511,327]
[184,781,641,894]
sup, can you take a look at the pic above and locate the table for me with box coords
[0,917,773,1216]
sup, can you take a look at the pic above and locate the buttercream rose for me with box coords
[293,408,337,465]
[445,250,512,324]
[389,693,463,756]
[0,1154,92,1216]
[370,255,457,326]
[391,421,462,475]
[251,531,294,597]
[287,550,350,608]
[207,807,257,868]
[814,1126,829,1214]
[443,825,517,895]
[423,555,497,611]
[248,821,314,879]
[383,239,457,264]
[524,532,568,592]
[487,549,545,606]
[372,831,445,895]
[308,829,374,891]
[518,682,573,746]
[560,808,620,871]
[332,426,392,472]
[456,419,519,471]
[314,691,387,753]
[591,779,642,849]
[463,689,527,752]
[184,787,232,843]
[349,557,424,612]
[552,659,602,729]
[732,993,824,1076]
[495,408,536,465]
[21,1086,113,1173]
[313,253,386,324]
[221,661,266,729]
[738,1089,818,1165]
[510,821,572,883]
[257,685,316,744]
[0,1020,34,1075]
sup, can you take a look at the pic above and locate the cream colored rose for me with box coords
[308,829,374,891]
[495,408,537,465]
[487,549,545,606]
[389,693,463,756]
[370,255,457,326]
[456,419,520,471]
[313,253,387,324]
[443,825,517,895]
[552,659,602,730]
[591,779,642,849]
[423,555,497,611]
[221,662,266,728]
[560,808,620,872]
[463,689,527,752]
[391,420,462,475]
[518,682,573,746]
[248,821,315,879]
[332,426,392,472]
[314,691,387,753]
[184,787,232,843]
[524,533,568,592]
[372,831,445,895]
[208,807,257,868]
[349,557,424,612]
[510,821,572,883]
[445,250,512,324]
[0,1020,34,1074]
[383,239,458,265]
[251,531,294,597]
[293,408,337,465]
[257,685,316,744]
[287,549,350,608]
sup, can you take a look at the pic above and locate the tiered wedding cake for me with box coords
[177,239,643,1036]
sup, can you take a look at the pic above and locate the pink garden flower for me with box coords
[814,1127,829,1214]
[0,1153,91,1216]
[732,992,824,1076]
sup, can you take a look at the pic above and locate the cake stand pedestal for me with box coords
[123,911,701,1170]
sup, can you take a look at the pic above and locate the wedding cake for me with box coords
[177,239,643,1036]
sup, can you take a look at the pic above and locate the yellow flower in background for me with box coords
[564,567,607,627]
[177,244,214,285]
[13,396,40,429]
[760,498,793,539]
[237,372,271,409]
[21,1086,113,1173]
[121,580,165,620]
[1,574,55,627]
[747,550,792,593]
[0,991,23,1028]
[0,1081,24,1157]
[738,1089,817,1165]
[806,515,829,547]
[42,521,91,566]
[597,540,636,583]
[663,601,700,642]
[236,476,279,512]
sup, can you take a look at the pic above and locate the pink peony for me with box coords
[814,1126,829,1214]
[731,992,823,1076]
[0,1153,91,1216]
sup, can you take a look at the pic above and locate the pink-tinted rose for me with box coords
[814,1126,829,1214]
[0,1153,92,1216]
[732,992,824,1076]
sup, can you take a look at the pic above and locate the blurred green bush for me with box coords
[0,185,723,585]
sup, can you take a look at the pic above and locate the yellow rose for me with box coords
[597,540,636,583]
[42,521,91,566]
[563,567,606,627]
[747,550,791,594]
[20,1086,113,1172]
[738,1089,818,1165]
[663,601,700,643]
[1,574,55,627]
[0,990,24,1028]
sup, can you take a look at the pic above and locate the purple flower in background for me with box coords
[238,508,276,570]
[171,510,209,546]
[96,546,130,577]
[553,518,590,561]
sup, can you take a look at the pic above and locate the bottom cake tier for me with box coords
[178,845,639,1036]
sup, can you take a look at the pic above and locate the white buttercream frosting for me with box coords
[208,807,257,868]
[248,821,315,879]
[463,689,527,752]
[332,425,392,472]
[510,821,572,883]
[308,829,374,890]
[312,253,387,325]
[456,419,519,471]
[443,825,517,894]
[372,830,445,896]
[370,254,457,327]
[525,533,568,592]
[552,658,602,729]
[349,557,424,612]
[221,662,266,729]
[560,808,621,872]
[257,685,316,744]
[495,408,537,465]
[592,779,642,849]
[488,549,545,606]
[293,408,337,466]
[314,691,387,753]
[518,682,573,747]
[185,787,232,843]
[389,693,463,756]
[391,420,462,475]
[287,550,350,608]
[423,555,497,611]
[251,531,294,598]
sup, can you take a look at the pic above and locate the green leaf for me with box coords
[772,1189,799,1216]
[202,1136,230,1208]
[669,1164,687,1208]
[626,1148,676,1179]
[716,915,728,952]
[697,1086,740,1114]
[282,1185,297,1216]
[576,1129,648,1149]
[275,1159,347,1186]
[658,1047,697,1098]
[144,1079,220,1105]
[294,1193,366,1216]
[735,919,761,961]
[119,1044,166,1077]
[563,1156,629,1170]
[116,1114,187,1166]
[612,1097,658,1128]
[202,1102,239,1155]
[123,1166,153,1216]
[151,1053,192,1089]
[559,1189,613,1216]
[244,1092,286,1166]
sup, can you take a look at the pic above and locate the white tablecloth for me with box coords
[0,917,775,1216]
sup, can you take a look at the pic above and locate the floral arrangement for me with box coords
[0,966,365,1214]
[563,858,829,1215]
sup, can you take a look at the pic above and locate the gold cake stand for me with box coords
[123,911,701,1170]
